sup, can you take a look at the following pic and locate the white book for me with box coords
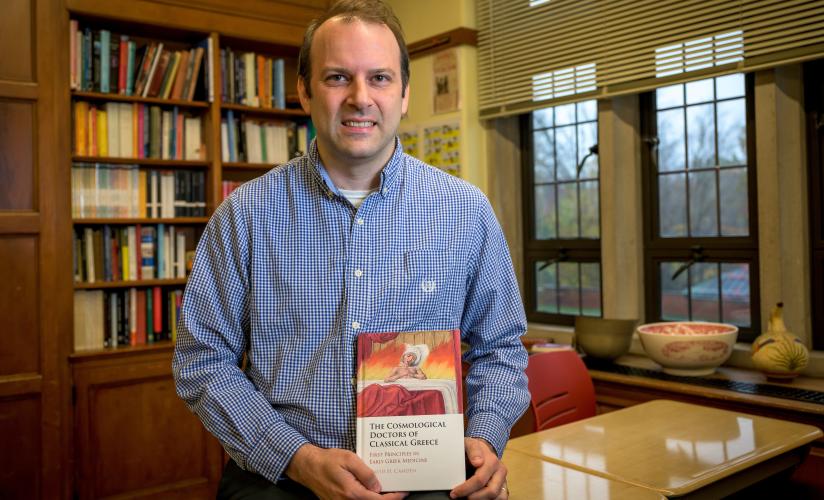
[246,121,262,163]
[221,121,229,162]
[277,125,289,164]
[244,52,257,106]
[184,117,202,160]
[74,290,105,351]
[297,124,308,156]
[164,172,175,218]
[105,102,120,157]
[176,231,186,278]
[118,103,134,158]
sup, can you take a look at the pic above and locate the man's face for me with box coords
[298,18,409,173]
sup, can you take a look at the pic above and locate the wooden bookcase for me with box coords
[0,0,329,498]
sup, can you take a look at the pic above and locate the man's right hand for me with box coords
[285,444,408,500]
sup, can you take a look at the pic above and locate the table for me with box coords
[506,399,823,498]
[503,448,664,499]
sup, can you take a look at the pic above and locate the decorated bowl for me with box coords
[637,321,739,376]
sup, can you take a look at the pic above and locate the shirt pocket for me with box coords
[388,247,460,330]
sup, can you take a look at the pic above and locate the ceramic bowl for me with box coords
[637,321,739,376]
[574,316,638,360]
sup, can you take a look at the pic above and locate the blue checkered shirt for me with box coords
[173,138,529,483]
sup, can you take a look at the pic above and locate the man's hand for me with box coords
[450,437,509,500]
[285,444,408,500]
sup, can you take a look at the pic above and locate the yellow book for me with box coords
[122,230,130,281]
[138,170,147,218]
[74,101,89,155]
[161,51,181,99]
[97,109,108,157]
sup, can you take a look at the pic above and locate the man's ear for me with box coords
[297,77,311,114]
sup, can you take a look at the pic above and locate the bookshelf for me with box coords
[46,1,326,499]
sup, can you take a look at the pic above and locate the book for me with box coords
[355,329,465,492]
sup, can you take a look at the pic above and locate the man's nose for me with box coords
[346,78,371,109]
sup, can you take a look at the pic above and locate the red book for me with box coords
[118,36,128,94]
[146,50,171,98]
[153,286,162,337]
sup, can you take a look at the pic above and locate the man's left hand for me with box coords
[449,437,508,499]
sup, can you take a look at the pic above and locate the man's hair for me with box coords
[298,0,410,98]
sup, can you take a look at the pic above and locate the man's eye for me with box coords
[327,74,347,82]
[373,74,390,83]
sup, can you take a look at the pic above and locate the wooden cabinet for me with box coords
[71,347,223,499]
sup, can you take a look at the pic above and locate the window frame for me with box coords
[640,73,761,340]
[521,110,602,326]
[805,60,824,350]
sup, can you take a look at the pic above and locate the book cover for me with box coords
[356,329,465,492]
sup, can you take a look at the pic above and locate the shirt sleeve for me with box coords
[172,195,308,482]
[460,197,530,457]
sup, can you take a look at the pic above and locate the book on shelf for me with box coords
[69,20,208,101]
[222,180,244,200]
[220,47,285,109]
[355,329,465,492]
[72,102,204,160]
[71,163,206,219]
[73,224,194,284]
[73,286,183,350]
[221,113,294,164]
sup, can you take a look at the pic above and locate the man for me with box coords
[173,1,528,498]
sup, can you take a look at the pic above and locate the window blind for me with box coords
[478,0,824,119]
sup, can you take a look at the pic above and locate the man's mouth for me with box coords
[342,120,376,128]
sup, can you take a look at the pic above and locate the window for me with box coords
[805,60,824,350]
[641,74,760,340]
[523,100,601,325]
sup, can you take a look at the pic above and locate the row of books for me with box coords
[221,48,286,108]
[72,164,207,219]
[74,287,183,351]
[73,102,205,160]
[69,21,209,101]
[74,224,193,284]
[221,111,296,164]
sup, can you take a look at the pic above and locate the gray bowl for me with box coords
[574,316,638,360]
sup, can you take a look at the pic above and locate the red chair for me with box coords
[510,350,596,438]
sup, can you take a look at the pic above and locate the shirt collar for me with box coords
[307,137,405,200]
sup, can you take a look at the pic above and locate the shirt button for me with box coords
[354,269,363,277]
[352,321,361,330]
[356,218,364,225]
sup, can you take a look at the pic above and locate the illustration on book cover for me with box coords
[356,330,465,491]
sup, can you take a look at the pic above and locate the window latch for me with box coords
[576,144,599,177]
[671,245,705,281]
[538,248,568,271]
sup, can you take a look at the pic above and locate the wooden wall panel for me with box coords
[90,377,209,497]
[0,100,35,211]
[0,236,39,375]
[0,396,41,498]
[0,0,34,82]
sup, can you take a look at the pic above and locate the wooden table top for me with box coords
[503,448,664,499]
[506,399,823,496]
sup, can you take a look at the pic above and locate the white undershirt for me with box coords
[338,188,376,208]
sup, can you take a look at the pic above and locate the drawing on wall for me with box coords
[432,49,459,114]
[423,122,460,176]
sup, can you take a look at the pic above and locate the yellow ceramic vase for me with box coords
[751,303,809,381]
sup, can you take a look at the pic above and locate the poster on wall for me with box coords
[423,121,460,176]
[432,49,459,114]
[399,125,419,158]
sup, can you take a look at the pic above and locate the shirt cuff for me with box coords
[244,421,310,482]
[465,412,510,458]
